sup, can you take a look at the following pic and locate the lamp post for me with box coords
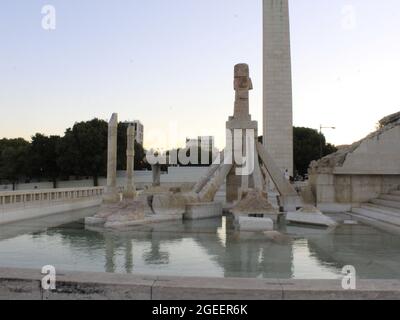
[319,125,336,159]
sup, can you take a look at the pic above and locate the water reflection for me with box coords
[0,210,400,279]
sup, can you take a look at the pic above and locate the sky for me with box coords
[1,0,399,150]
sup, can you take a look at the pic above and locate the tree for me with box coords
[30,134,61,188]
[0,138,30,190]
[57,119,108,186]
[259,128,338,177]
[293,127,337,176]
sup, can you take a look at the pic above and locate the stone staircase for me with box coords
[350,187,400,234]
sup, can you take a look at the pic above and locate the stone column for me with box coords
[226,64,258,203]
[152,164,161,187]
[263,0,294,176]
[124,124,136,200]
[103,113,120,204]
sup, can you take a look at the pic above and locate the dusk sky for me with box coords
[1,0,399,150]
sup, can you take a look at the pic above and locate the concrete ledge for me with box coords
[0,198,102,225]
[317,203,353,213]
[1,268,400,300]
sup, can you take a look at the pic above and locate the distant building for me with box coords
[122,121,144,145]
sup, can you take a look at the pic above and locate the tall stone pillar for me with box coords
[152,164,161,187]
[226,64,261,203]
[124,124,136,200]
[103,113,120,204]
[263,0,294,176]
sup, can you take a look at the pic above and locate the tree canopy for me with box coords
[293,127,337,176]
[259,127,337,177]
[0,119,147,189]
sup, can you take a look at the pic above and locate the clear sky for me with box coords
[1,0,399,150]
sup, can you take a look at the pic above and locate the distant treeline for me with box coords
[0,119,148,190]
[0,121,337,190]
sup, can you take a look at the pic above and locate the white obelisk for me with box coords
[263,0,294,176]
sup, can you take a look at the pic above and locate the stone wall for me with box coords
[308,112,400,212]
[0,167,209,191]
[309,172,400,211]
[1,267,399,300]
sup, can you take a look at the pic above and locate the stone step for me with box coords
[361,203,400,216]
[351,207,400,227]
[389,190,400,196]
[349,213,400,235]
[371,198,400,210]
[379,194,400,202]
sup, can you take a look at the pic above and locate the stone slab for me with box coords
[184,202,222,220]
[152,276,282,300]
[236,216,274,232]
[105,214,183,229]
[280,279,400,300]
[286,210,337,227]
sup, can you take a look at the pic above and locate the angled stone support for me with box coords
[256,142,302,211]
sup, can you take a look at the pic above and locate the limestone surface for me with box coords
[231,189,279,218]
[263,0,294,175]
[286,206,337,228]
[236,216,274,232]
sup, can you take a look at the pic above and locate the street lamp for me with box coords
[319,125,336,159]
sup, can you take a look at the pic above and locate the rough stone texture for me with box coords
[103,113,120,204]
[151,193,189,215]
[42,271,154,300]
[1,268,400,300]
[124,124,136,200]
[103,200,145,228]
[256,142,302,211]
[231,189,279,221]
[235,216,274,232]
[379,111,400,127]
[152,276,282,300]
[279,279,400,300]
[0,279,42,300]
[86,200,147,228]
[309,112,400,209]
[225,64,263,203]
[310,111,400,175]
[151,164,161,187]
[263,0,294,176]
[184,202,222,220]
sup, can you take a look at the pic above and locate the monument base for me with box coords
[184,202,223,220]
[235,216,274,232]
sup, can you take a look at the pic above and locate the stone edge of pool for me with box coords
[0,267,400,300]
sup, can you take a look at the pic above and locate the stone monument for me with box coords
[226,64,264,203]
[263,0,294,176]
[102,113,120,204]
[86,115,145,227]
[123,124,136,200]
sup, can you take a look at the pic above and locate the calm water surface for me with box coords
[0,207,400,279]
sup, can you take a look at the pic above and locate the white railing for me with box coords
[0,187,104,210]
